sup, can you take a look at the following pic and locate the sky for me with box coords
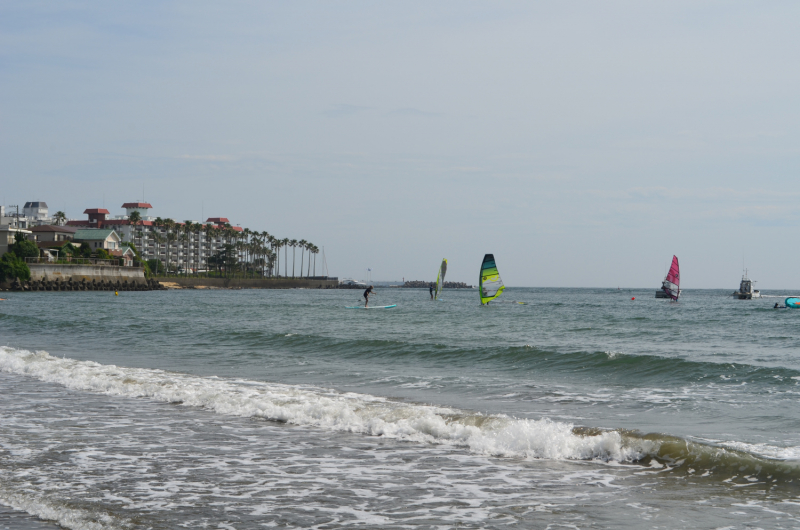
[2,1,799,288]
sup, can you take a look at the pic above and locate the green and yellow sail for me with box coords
[479,254,505,304]
[434,259,447,300]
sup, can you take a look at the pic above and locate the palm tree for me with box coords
[312,245,319,277]
[192,222,202,277]
[204,223,215,276]
[128,211,142,254]
[243,228,252,277]
[164,219,176,275]
[54,211,67,226]
[290,239,298,278]
[282,238,289,278]
[152,232,165,275]
[298,239,307,279]
[153,217,164,272]
[180,223,191,276]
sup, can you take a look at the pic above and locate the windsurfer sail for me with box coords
[434,259,447,300]
[661,255,680,301]
[479,254,505,305]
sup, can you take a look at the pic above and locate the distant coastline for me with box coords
[399,280,473,289]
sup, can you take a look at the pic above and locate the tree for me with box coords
[95,248,110,260]
[312,246,318,277]
[299,239,307,279]
[54,211,67,226]
[290,239,298,278]
[0,252,30,283]
[128,211,142,253]
[60,242,76,258]
[11,236,40,259]
[282,238,289,278]
[79,242,92,258]
[150,231,164,275]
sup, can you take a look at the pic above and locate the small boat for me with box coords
[655,255,681,300]
[434,259,447,300]
[479,254,505,305]
[732,269,760,299]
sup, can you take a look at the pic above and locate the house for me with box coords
[29,225,77,243]
[73,229,121,251]
[0,226,32,256]
[110,246,137,266]
[36,240,74,260]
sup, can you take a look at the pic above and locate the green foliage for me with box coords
[13,232,26,244]
[146,259,161,275]
[95,248,110,260]
[122,241,141,258]
[141,260,153,278]
[0,252,31,283]
[79,243,92,258]
[11,238,39,259]
[61,242,76,255]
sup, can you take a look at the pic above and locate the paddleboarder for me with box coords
[364,285,375,307]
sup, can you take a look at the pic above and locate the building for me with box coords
[73,229,121,251]
[68,202,246,272]
[23,202,49,221]
[1,202,55,228]
[110,247,137,266]
[0,226,32,256]
[122,202,154,219]
[28,225,76,243]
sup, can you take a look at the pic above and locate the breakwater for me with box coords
[4,276,164,292]
[401,280,473,288]
[28,263,148,283]
[154,277,339,289]
[2,263,163,292]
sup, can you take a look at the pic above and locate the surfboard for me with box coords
[346,304,397,309]
[785,297,800,309]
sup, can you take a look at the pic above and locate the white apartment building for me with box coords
[2,202,54,228]
[78,203,246,272]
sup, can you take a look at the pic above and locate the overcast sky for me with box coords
[2,2,799,288]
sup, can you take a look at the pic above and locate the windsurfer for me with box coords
[430,283,434,300]
[364,285,375,307]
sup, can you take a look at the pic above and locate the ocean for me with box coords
[1,287,800,529]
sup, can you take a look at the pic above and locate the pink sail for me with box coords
[662,255,680,300]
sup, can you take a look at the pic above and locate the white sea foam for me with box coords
[0,346,656,463]
[0,488,127,530]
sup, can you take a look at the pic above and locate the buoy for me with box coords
[631,297,635,300]
[115,291,118,296]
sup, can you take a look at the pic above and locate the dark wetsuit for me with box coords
[430,285,434,299]
[364,287,373,306]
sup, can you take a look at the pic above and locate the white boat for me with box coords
[340,278,367,288]
[732,269,760,299]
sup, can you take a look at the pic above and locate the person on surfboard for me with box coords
[364,285,375,307]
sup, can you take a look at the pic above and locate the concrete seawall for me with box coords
[29,264,147,284]
[156,277,339,289]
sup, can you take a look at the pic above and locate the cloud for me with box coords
[388,107,444,118]
[321,104,373,117]
[175,155,236,161]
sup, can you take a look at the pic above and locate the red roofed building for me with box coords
[62,204,254,273]
[122,203,153,219]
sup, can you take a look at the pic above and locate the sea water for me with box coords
[1,287,800,529]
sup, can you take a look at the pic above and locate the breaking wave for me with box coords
[1,346,798,486]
